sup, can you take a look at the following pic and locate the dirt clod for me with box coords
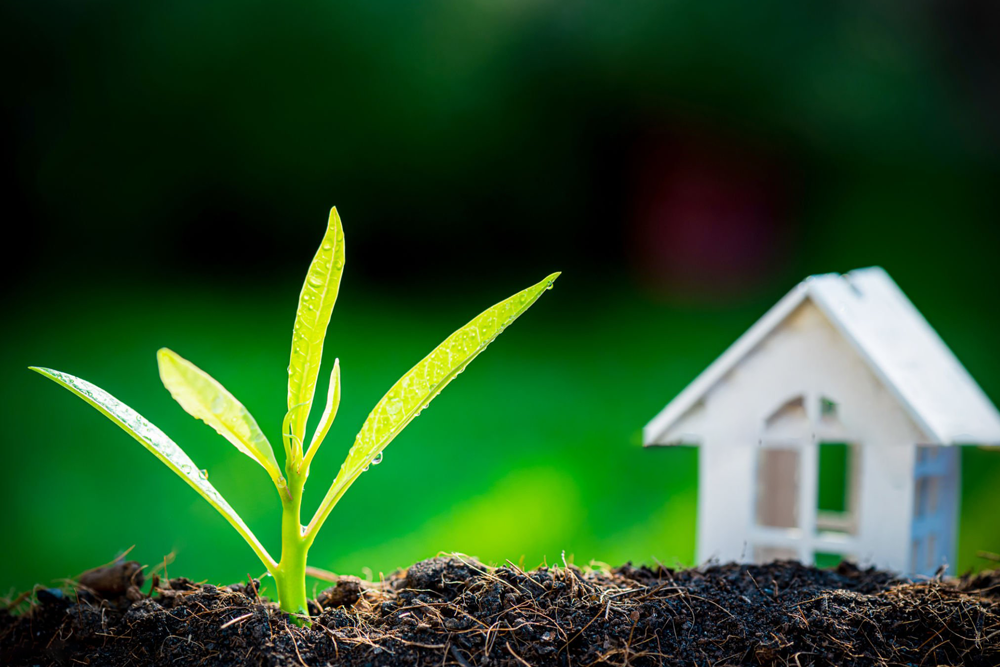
[77,559,144,601]
[318,575,363,609]
[2,557,998,666]
[405,555,487,595]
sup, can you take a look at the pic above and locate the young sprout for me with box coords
[31,208,558,624]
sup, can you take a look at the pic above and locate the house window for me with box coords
[754,546,799,563]
[926,534,937,570]
[814,551,845,569]
[914,477,934,518]
[764,395,809,439]
[927,477,940,514]
[917,445,943,467]
[756,448,799,529]
[816,442,857,535]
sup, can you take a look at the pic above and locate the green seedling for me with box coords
[31,208,558,624]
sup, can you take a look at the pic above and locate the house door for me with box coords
[750,394,859,565]
[756,447,799,530]
[753,445,806,562]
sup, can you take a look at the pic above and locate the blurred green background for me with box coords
[3,1,1000,594]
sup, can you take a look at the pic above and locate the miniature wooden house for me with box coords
[643,267,1000,576]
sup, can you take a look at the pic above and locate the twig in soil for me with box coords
[604,587,644,600]
[452,604,491,630]
[4,590,31,612]
[506,641,533,667]
[561,604,606,654]
[685,592,737,620]
[316,623,340,661]
[790,650,816,666]
[146,552,176,581]
[624,617,637,667]
[396,638,447,650]
[449,552,489,575]
[746,569,773,602]
[449,644,473,667]
[284,625,309,667]
[219,612,254,630]
[483,619,502,656]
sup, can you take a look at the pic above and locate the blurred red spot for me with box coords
[629,128,792,302]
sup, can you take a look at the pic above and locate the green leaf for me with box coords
[29,366,277,572]
[156,348,284,489]
[286,207,345,458]
[300,358,340,475]
[306,271,559,539]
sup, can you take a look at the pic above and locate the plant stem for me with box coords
[274,472,310,625]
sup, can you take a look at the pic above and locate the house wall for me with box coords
[662,300,931,571]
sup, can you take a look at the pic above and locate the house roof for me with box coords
[644,267,1000,447]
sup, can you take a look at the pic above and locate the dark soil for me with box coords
[3,556,998,666]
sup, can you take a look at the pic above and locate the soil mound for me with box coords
[3,556,998,666]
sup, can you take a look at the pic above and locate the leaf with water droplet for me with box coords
[300,358,341,474]
[29,366,276,572]
[307,271,559,536]
[157,348,283,490]
[286,207,345,458]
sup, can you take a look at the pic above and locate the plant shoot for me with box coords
[31,207,558,623]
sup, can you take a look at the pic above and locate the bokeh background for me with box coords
[3,1,999,594]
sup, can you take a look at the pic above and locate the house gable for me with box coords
[645,267,1000,447]
[653,298,926,448]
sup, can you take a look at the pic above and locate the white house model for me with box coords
[644,267,1000,576]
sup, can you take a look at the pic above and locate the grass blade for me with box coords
[306,272,559,539]
[300,358,340,475]
[286,208,345,459]
[30,366,277,572]
[157,348,284,490]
